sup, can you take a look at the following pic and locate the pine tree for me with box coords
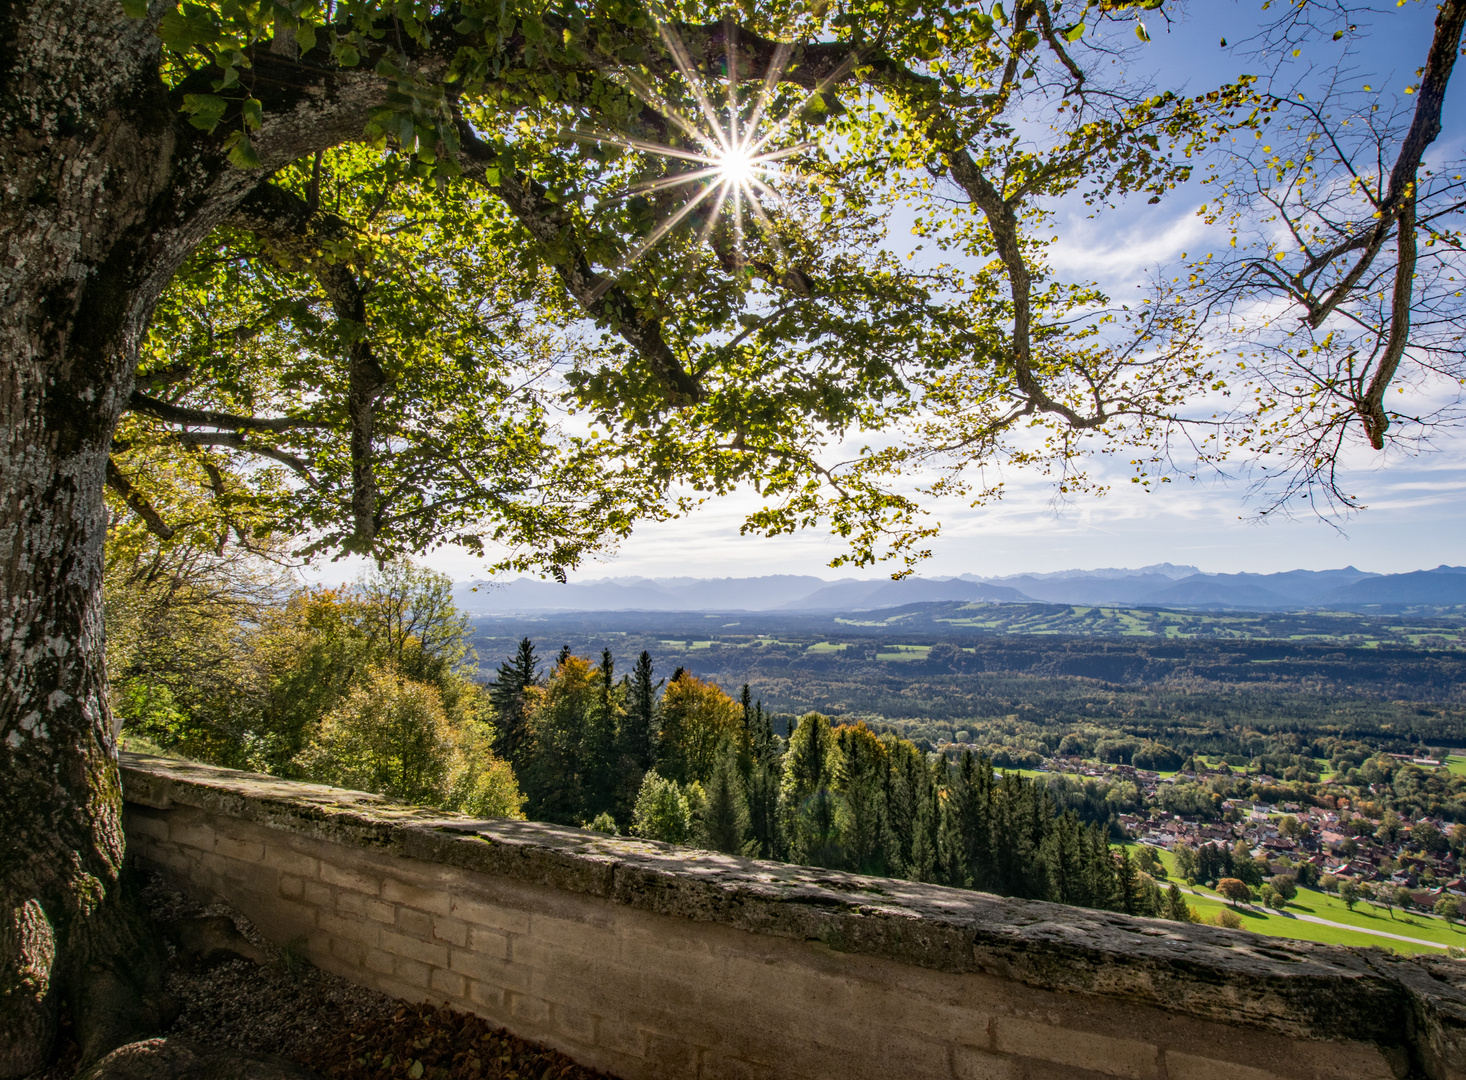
[881,738,922,876]
[835,723,888,875]
[557,643,573,668]
[581,648,621,820]
[1115,847,1142,915]
[1165,883,1194,923]
[488,637,539,766]
[700,740,752,855]
[745,754,783,860]
[781,713,844,867]
[950,751,994,891]
[624,651,659,772]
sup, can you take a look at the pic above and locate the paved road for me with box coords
[1178,886,1449,950]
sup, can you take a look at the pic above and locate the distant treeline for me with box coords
[489,639,1193,923]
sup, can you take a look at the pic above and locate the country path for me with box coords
[1175,885,1451,950]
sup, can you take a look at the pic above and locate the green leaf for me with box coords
[483,166,500,185]
[121,0,148,17]
[295,23,317,54]
[181,93,228,133]
[241,98,262,132]
[158,11,218,50]
[227,134,263,169]
[408,1061,424,1080]
[1064,23,1086,43]
[334,42,360,67]
[1135,21,1150,43]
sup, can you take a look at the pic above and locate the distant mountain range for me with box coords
[453,564,1466,615]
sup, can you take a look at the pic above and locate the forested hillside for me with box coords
[471,608,1466,755]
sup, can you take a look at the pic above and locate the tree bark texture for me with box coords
[0,1,369,1071]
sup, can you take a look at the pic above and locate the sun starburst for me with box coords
[566,22,859,301]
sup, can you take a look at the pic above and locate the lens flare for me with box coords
[567,23,860,300]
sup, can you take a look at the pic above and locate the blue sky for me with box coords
[398,3,1466,585]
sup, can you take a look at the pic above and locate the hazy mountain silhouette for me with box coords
[453,565,1464,614]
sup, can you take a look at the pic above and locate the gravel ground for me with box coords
[26,872,616,1080]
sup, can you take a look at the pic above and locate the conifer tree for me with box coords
[745,758,783,861]
[1165,883,1195,923]
[907,760,940,884]
[1115,847,1142,915]
[700,740,752,855]
[581,648,622,821]
[624,651,659,772]
[781,713,844,867]
[836,723,888,875]
[881,737,923,877]
[488,637,539,766]
[950,751,995,892]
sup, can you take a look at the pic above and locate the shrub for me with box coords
[631,771,693,844]
[584,811,619,836]
[1211,908,1246,930]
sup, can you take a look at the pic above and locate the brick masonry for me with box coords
[118,754,1466,1080]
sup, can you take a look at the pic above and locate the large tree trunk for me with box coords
[0,0,388,1066]
[0,2,230,1072]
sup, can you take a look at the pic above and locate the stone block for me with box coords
[467,979,508,1015]
[264,847,320,879]
[529,913,616,957]
[169,821,217,852]
[465,927,510,960]
[553,1004,598,1047]
[992,1018,1158,1080]
[317,911,381,948]
[508,992,552,1028]
[451,894,530,935]
[1163,1054,1288,1080]
[431,915,468,947]
[954,1048,1021,1080]
[393,957,433,991]
[213,834,266,863]
[364,948,396,976]
[638,1030,703,1077]
[301,880,334,909]
[319,860,381,896]
[379,928,449,969]
[125,812,170,842]
[448,949,530,993]
[431,966,468,1000]
[329,936,367,969]
[396,907,435,942]
[278,874,303,900]
[382,876,452,916]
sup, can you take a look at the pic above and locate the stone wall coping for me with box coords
[119,752,1466,1068]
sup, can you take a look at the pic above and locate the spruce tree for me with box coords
[1115,847,1142,915]
[624,651,659,772]
[1165,883,1194,922]
[700,740,752,855]
[951,752,995,892]
[781,713,843,867]
[581,648,621,820]
[488,637,539,766]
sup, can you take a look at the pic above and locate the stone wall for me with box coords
[119,753,1466,1080]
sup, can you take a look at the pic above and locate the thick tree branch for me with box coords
[127,389,329,433]
[106,458,174,540]
[173,432,321,488]
[229,182,386,546]
[453,119,703,406]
